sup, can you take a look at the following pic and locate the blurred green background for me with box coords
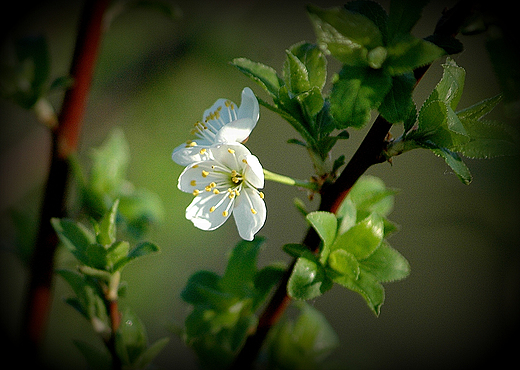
[1,0,519,368]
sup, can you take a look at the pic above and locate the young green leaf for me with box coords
[329,65,392,128]
[283,50,311,95]
[115,308,148,366]
[73,340,111,370]
[220,237,265,297]
[430,145,473,184]
[385,35,445,75]
[51,218,95,265]
[306,212,337,253]
[386,0,429,42]
[425,57,465,110]
[331,213,384,261]
[133,337,170,370]
[113,241,160,271]
[307,4,383,66]
[333,270,385,316]
[288,42,327,91]
[96,199,119,246]
[231,58,282,98]
[345,0,388,44]
[328,249,360,279]
[348,176,396,219]
[181,270,221,305]
[287,257,333,301]
[360,242,410,282]
[456,94,502,121]
[378,72,416,123]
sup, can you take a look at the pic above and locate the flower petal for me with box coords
[210,143,251,170]
[243,154,264,188]
[203,98,232,126]
[172,139,212,166]
[186,191,232,231]
[177,161,215,192]
[238,87,259,122]
[233,188,266,240]
[215,118,256,143]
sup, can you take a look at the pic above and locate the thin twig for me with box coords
[21,0,109,356]
[230,1,478,368]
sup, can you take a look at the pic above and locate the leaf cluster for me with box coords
[284,176,409,315]
[390,58,518,184]
[178,237,284,369]
[52,201,166,369]
[0,35,71,110]
[73,128,164,237]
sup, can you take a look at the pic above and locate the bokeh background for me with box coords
[1,0,519,369]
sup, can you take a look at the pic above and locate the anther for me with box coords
[259,191,265,199]
[210,206,216,213]
[213,189,220,194]
[251,208,257,214]
[199,148,207,155]
[222,211,229,217]
[190,180,197,186]
[192,189,200,196]
[228,148,235,154]
[202,170,209,177]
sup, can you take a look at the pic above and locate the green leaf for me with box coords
[306,211,337,254]
[113,241,160,271]
[378,72,416,123]
[360,242,410,282]
[329,65,392,128]
[345,0,388,44]
[430,144,473,185]
[86,243,109,270]
[220,237,265,297]
[425,57,465,110]
[333,270,385,315]
[348,176,396,219]
[328,249,360,279]
[51,218,95,265]
[116,307,148,366]
[387,0,429,42]
[106,241,130,270]
[455,119,518,158]
[336,198,357,235]
[297,86,325,120]
[133,337,170,369]
[287,257,332,300]
[88,129,130,212]
[283,243,313,259]
[283,50,311,95]
[253,264,285,309]
[181,270,221,305]
[331,213,384,260]
[456,94,503,121]
[268,302,339,369]
[307,4,383,66]
[385,35,445,75]
[118,188,165,237]
[288,42,327,91]
[231,58,282,98]
[96,199,119,246]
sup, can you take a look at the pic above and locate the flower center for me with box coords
[190,148,263,217]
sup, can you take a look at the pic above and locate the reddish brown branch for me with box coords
[21,0,109,354]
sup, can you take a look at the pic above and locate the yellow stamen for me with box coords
[242,159,248,164]
[228,148,235,154]
[222,211,229,217]
[209,182,216,188]
[210,206,216,213]
[259,191,264,199]
[199,148,207,155]
[192,189,200,196]
[213,189,220,194]
[190,180,197,186]
[193,164,199,168]
[234,189,240,197]
[232,176,240,183]
[205,185,212,192]
[251,208,257,214]
[202,170,209,177]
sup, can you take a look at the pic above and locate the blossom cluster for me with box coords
[172,87,266,240]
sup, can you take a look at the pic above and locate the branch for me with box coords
[21,0,109,355]
[230,1,478,368]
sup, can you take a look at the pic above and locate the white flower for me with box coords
[172,87,259,166]
[178,143,266,241]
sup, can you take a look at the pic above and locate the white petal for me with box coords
[177,161,215,192]
[238,87,259,123]
[172,140,212,166]
[202,98,232,125]
[215,118,256,143]
[233,189,266,240]
[243,154,264,188]
[210,143,251,170]
[185,191,232,231]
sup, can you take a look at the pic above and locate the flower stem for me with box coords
[263,168,318,191]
